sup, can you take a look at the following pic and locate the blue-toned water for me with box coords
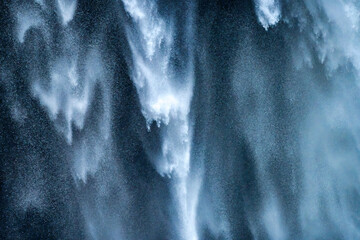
[1,0,360,239]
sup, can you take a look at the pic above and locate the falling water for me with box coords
[121,0,198,239]
[2,0,360,239]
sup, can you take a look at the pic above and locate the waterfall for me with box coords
[121,0,199,239]
[2,0,360,239]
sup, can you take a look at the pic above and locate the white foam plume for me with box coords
[57,0,77,26]
[254,0,281,30]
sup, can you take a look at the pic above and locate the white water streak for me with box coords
[122,0,197,239]
[122,0,193,177]
[33,58,91,143]
[16,8,42,43]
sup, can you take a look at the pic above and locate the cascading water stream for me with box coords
[121,0,199,239]
[2,0,360,239]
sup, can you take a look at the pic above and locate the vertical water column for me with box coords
[121,0,198,239]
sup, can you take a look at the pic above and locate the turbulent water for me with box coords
[1,0,360,239]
